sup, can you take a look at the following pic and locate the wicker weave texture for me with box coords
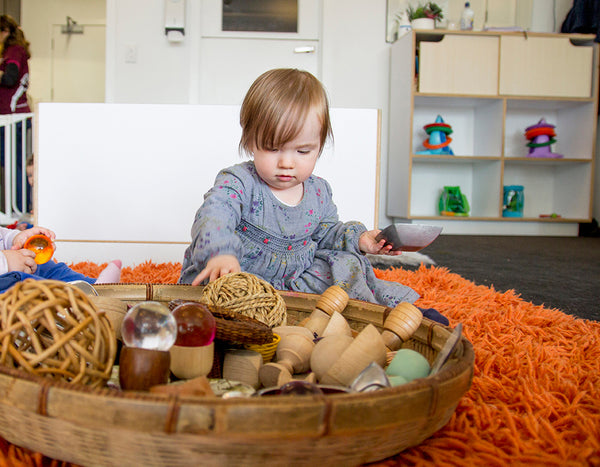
[0,284,474,466]
[0,280,116,388]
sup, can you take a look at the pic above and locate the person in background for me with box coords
[0,14,30,114]
[0,15,32,214]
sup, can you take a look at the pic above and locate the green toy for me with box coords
[439,186,470,216]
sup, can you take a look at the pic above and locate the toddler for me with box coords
[180,68,444,320]
[0,225,121,292]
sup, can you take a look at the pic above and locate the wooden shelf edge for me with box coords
[409,216,589,223]
[415,92,595,103]
[411,154,501,161]
[504,157,592,163]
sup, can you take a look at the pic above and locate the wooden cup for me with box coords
[119,347,171,391]
[170,342,214,380]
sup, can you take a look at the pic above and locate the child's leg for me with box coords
[95,260,122,284]
[35,260,122,284]
[36,261,96,284]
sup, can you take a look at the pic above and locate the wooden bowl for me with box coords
[0,284,474,466]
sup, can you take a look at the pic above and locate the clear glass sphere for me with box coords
[121,301,177,351]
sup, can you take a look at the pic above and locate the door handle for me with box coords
[294,46,315,54]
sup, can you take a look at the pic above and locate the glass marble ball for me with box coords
[121,301,177,351]
[172,302,217,347]
[23,234,55,264]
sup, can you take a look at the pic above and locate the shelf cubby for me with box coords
[388,30,598,234]
[410,158,501,218]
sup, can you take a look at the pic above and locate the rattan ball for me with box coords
[201,272,287,327]
[0,279,117,388]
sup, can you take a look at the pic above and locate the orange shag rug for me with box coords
[1,261,599,467]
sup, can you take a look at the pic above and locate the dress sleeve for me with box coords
[311,179,367,253]
[186,167,248,268]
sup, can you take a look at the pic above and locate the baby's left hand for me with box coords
[359,230,402,256]
[12,226,56,250]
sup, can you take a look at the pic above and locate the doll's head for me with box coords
[239,68,332,157]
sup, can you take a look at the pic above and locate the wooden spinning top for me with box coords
[303,285,349,337]
[381,302,423,351]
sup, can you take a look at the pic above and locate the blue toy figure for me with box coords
[416,115,454,156]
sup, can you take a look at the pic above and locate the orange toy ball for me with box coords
[23,234,55,264]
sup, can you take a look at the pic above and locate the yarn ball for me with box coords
[0,279,117,388]
[201,272,287,327]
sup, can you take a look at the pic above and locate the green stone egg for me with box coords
[385,348,430,381]
[388,375,409,386]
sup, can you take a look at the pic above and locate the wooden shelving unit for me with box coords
[387,30,599,235]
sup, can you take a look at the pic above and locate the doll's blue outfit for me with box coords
[179,162,419,308]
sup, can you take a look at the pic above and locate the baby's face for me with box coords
[252,110,321,195]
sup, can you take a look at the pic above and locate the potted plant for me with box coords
[406,2,444,30]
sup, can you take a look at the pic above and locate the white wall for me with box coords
[22,0,600,229]
[321,0,390,226]
[105,0,192,104]
[104,0,394,226]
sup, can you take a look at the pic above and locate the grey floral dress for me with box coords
[179,162,419,307]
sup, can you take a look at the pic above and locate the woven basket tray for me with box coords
[0,284,474,466]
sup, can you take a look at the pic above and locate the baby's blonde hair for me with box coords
[239,68,332,156]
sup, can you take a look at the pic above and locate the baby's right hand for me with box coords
[4,249,37,274]
[191,254,241,286]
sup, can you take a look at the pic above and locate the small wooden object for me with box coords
[259,330,315,388]
[322,311,352,337]
[119,347,171,391]
[302,285,349,337]
[310,334,354,381]
[321,324,387,387]
[150,376,215,397]
[381,302,423,351]
[170,342,214,380]
[223,349,263,389]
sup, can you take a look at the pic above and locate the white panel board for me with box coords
[36,104,379,264]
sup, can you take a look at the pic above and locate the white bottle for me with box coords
[460,2,474,31]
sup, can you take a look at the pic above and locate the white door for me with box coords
[198,0,321,105]
[51,24,105,103]
[199,38,319,105]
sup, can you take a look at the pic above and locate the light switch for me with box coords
[125,44,138,63]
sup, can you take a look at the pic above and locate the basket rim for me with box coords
[0,283,475,466]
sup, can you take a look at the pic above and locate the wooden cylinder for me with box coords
[381,302,423,350]
[223,349,263,389]
[315,285,349,316]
